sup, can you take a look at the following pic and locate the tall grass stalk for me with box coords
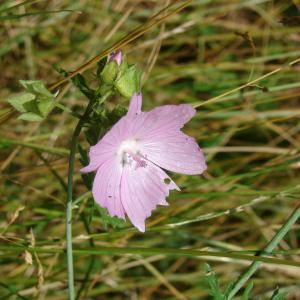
[66,101,93,300]
[228,204,300,299]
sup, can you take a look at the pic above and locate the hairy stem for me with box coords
[66,101,93,300]
[228,204,300,299]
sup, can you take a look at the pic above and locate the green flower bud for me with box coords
[100,60,119,84]
[115,65,140,99]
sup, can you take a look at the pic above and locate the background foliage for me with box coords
[1,0,300,299]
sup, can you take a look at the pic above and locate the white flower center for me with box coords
[117,139,146,168]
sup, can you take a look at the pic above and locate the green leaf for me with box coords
[53,65,69,77]
[7,92,35,112]
[241,281,254,300]
[223,282,235,300]
[96,205,126,229]
[115,65,140,99]
[71,74,95,100]
[18,112,43,121]
[271,287,288,300]
[203,264,224,300]
[108,105,127,124]
[23,99,40,114]
[20,80,52,98]
[11,79,56,121]
[37,97,55,116]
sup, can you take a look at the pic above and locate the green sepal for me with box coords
[115,65,140,99]
[96,56,108,79]
[96,84,113,99]
[119,55,128,75]
[101,60,119,84]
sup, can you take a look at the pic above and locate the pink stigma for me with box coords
[126,150,147,169]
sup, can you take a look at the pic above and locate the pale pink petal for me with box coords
[80,162,101,173]
[123,104,196,140]
[120,101,206,175]
[82,117,133,174]
[127,92,142,117]
[140,131,206,175]
[121,161,179,232]
[146,104,196,131]
[80,141,117,173]
[92,158,125,219]
[109,50,122,65]
[96,114,141,147]
[92,117,128,148]
[81,116,138,174]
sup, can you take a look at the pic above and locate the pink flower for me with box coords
[81,93,206,232]
[109,50,122,65]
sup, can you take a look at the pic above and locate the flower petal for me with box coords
[140,131,207,175]
[109,50,122,65]
[80,142,117,173]
[127,92,142,117]
[81,115,135,174]
[121,161,179,232]
[123,104,196,140]
[92,158,125,219]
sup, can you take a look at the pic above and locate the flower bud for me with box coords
[100,51,123,84]
[115,65,140,99]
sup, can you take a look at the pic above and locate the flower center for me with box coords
[117,139,146,168]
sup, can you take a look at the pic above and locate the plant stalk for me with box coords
[228,204,300,299]
[66,101,93,300]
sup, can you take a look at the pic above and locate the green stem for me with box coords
[228,204,300,299]
[66,101,93,300]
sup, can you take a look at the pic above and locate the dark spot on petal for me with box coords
[164,178,171,185]
[108,195,112,198]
